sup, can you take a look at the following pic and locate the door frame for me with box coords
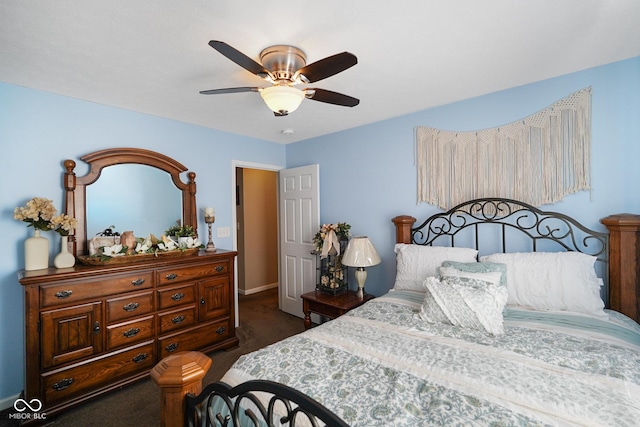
[231,160,283,327]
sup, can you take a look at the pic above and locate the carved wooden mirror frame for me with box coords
[63,148,197,257]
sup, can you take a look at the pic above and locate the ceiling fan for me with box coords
[200,40,359,116]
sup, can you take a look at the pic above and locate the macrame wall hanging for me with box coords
[415,87,592,210]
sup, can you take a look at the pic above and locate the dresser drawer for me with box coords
[158,319,232,359]
[41,272,154,307]
[157,284,195,310]
[158,305,197,334]
[107,315,155,350]
[42,341,155,405]
[106,291,154,323]
[157,261,229,286]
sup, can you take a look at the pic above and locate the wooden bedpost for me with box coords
[392,215,416,244]
[63,159,77,256]
[601,214,640,323]
[151,351,212,427]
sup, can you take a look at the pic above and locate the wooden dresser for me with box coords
[19,250,238,419]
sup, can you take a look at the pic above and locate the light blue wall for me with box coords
[0,83,286,403]
[286,56,640,298]
[1,56,638,405]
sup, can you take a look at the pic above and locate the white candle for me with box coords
[204,207,215,217]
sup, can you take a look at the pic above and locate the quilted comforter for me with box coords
[221,290,640,426]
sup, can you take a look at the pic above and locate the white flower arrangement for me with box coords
[98,234,204,261]
[134,239,151,254]
[180,236,203,249]
[93,220,204,262]
[101,244,127,258]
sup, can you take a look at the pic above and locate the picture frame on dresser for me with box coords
[18,148,238,423]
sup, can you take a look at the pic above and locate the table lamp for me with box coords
[341,236,381,299]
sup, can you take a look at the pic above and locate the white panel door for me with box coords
[279,165,319,318]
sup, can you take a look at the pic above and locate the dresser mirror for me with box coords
[64,148,197,257]
[86,164,182,238]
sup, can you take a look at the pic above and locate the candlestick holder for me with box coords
[204,215,216,252]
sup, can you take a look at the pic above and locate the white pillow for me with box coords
[479,252,605,316]
[393,244,478,292]
[419,270,507,335]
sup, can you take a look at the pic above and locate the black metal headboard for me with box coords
[410,198,609,303]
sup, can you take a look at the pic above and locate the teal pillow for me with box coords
[440,261,507,288]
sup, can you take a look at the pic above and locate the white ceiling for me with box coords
[1,1,639,144]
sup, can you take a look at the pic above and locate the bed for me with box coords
[185,198,640,426]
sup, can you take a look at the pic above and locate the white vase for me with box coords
[54,235,76,268]
[25,229,49,271]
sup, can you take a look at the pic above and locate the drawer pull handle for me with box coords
[165,273,178,280]
[165,343,178,353]
[171,292,185,301]
[55,290,73,299]
[171,315,185,324]
[52,378,74,391]
[216,326,226,335]
[131,278,145,286]
[93,321,101,334]
[200,298,205,305]
[132,353,148,363]
[123,328,140,338]
[123,302,139,312]
[215,265,224,272]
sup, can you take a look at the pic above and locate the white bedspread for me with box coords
[222,290,640,426]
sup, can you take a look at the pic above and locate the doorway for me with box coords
[231,161,282,327]
[236,167,279,295]
[231,161,319,324]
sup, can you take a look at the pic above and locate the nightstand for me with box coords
[301,290,374,329]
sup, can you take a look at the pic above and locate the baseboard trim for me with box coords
[239,283,278,295]
[0,392,20,411]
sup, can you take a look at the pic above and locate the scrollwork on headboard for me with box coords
[410,198,608,261]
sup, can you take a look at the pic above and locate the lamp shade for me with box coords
[259,85,305,115]
[341,236,381,267]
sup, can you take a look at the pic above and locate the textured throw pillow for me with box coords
[393,244,478,293]
[439,260,507,287]
[419,270,507,335]
[479,252,605,316]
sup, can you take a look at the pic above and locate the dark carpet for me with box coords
[1,288,305,426]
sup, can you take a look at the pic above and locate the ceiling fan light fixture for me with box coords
[260,85,305,115]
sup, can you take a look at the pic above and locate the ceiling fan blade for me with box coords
[295,52,357,83]
[199,87,259,95]
[208,40,271,79]
[306,89,360,107]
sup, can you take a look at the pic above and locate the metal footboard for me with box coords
[185,379,349,427]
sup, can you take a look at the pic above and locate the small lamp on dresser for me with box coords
[204,207,216,252]
[341,236,381,299]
